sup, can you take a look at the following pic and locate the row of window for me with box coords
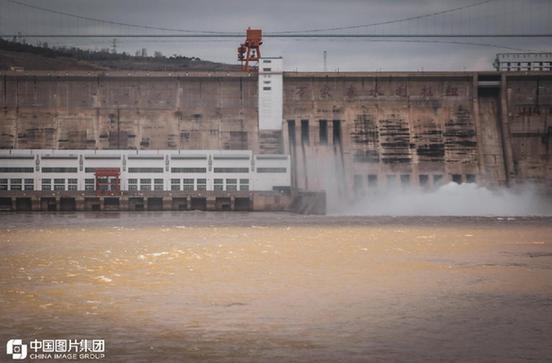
[213,178,249,192]
[0,166,287,174]
[0,155,265,161]
[1,178,254,192]
[128,178,165,192]
[170,178,207,192]
[353,173,476,189]
[0,178,34,191]
[127,178,249,192]
[41,178,78,191]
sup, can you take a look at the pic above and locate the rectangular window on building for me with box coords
[42,167,78,173]
[288,120,296,147]
[171,156,207,160]
[171,167,207,173]
[97,177,108,192]
[367,174,378,187]
[0,178,8,191]
[387,175,397,186]
[263,86,271,91]
[319,120,328,145]
[10,178,22,191]
[41,156,78,160]
[213,168,249,173]
[67,178,78,191]
[127,156,163,160]
[433,174,443,186]
[226,179,237,192]
[42,178,51,191]
[171,178,181,191]
[24,178,34,191]
[301,120,309,145]
[333,120,342,146]
[239,179,249,191]
[154,178,164,191]
[85,178,95,192]
[400,174,410,187]
[196,178,207,191]
[452,174,462,184]
[140,179,152,192]
[182,178,194,192]
[263,68,272,72]
[54,178,65,191]
[128,167,163,173]
[466,174,476,183]
[256,167,287,173]
[213,155,250,160]
[0,167,34,173]
[419,174,429,187]
[214,178,224,192]
[84,156,120,160]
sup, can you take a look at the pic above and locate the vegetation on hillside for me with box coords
[0,39,239,71]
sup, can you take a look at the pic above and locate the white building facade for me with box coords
[494,53,552,72]
[0,149,290,193]
[258,57,284,130]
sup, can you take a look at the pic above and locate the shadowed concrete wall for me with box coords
[1,70,551,194]
[0,71,258,151]
[282,72,552,196]
[505,75,552,187]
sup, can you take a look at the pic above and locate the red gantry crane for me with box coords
[237,27,262,72]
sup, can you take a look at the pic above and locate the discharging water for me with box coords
[1,212,552,362]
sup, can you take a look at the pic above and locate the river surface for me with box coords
[1,212,552,362]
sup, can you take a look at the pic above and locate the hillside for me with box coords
[0,39,239,71]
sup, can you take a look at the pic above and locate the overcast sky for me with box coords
[1,0,551,71]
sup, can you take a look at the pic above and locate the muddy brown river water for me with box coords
[1,212,552,362]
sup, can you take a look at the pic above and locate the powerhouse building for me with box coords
[0,149,289,193]
[0,148,303,212]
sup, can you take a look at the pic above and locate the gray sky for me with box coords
[1,0,551,71]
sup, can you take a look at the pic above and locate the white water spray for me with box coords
[332,182,552,216]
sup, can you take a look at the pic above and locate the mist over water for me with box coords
[333,182,552,217]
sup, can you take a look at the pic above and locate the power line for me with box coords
[2,0,524,38]
[352,39,537,52]
[273,0,500,33]
[37,36,543,52]
[3,34,551,38]
[4,0,236,34]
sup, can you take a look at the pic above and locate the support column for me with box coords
[499,73,515,186]
[32,197,40,211]
[206,196,216,211]
[120,196,129,211]
[163,197,172,211]
[75,196,85,211]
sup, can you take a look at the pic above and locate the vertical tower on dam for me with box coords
[257,57,284,154]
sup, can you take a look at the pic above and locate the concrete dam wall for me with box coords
[1,70,551,195]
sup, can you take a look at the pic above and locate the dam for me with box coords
[1,59,551,211]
